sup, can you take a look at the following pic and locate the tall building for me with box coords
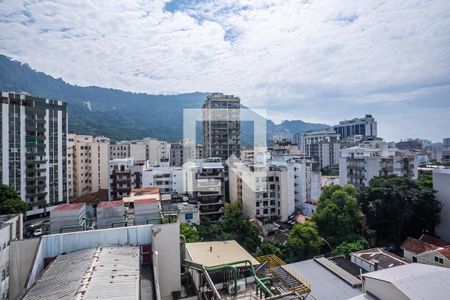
[184,158,225,221]
[1,92,68,216]
[333,114,377,139]
[433,169,450,241]
[339,140,418,189]
[202,93,240,162]
[110,138,171,165]
[68,134,110,198]
[296,129,341,168]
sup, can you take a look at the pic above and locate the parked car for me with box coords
[33,228,43,237]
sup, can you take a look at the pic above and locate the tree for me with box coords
[197,203,261,253]
[418,170,433,189]
[255,241,284,258]
[359,175,441,245]
[312,184,362,246]
[180,223,201,243]
[332,238,368,256]
[0,184,27,215]
[286,221,323,262]
[222,202,261,253]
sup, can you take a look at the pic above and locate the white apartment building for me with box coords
[333,114,377,139]
[141,161,183,194]
[108,158,143,200]
[183,158,225,221]
[296,129,341,168]
[110,138,171,165]
[68,134,110,198]
[229,153,319,222]
[1,92,68,216]
[433,169,450,241]
[339,140,418,189]
[240,149,255,161]
[0,214,23,300]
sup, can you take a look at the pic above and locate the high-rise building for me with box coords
[141,161,183,194]
[1,92,68,216]
[333,114,377,139]
[202,93,240,162]
[339,140,418,189]
[68,134,110,198]
[296,129,341,168]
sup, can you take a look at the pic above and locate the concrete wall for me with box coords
[433,170,450,241]
[9,238,40,299]
[152,223,181,300]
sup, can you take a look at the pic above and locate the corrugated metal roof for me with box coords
[362,263,450,299]
[314,257,362,287]
[23,246,141,300]
[23,248,97,300]
[288,259,363,300]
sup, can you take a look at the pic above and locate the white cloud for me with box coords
[0,0,449,141]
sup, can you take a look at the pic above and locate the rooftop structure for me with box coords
[401,234,450,267]
[350,248,408,272]
[354,263,450,300]
[333,114,377,140]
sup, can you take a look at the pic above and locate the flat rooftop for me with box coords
[186,240,259,267]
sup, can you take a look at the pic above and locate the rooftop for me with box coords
[23,246,141,300]
[362,263,450,300]
[351,248,408,269]
[288,259,363,300]
[98,200,123,208]
[52,203,85,212]
[401,237,441,254]
[186,240,259,267]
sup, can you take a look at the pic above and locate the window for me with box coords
[413,256,417,262]
[434,256,439,262]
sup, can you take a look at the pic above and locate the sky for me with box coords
[0,0,449,142]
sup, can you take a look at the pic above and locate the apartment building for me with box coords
[108,158,143,200]
[202,93,240,161]
[141,161,183,194]
[296,129,341,168]
[1,92,68,216]
[339,140,418,189]
[229,153,320,222]
[110,138,170,165]
[0,214,23,300]
[68,134,110,198]
[269,140,301,157]
[183,158,225,221]
[170,140,202,167]
[333,114,377,139]
[240,148,255,161]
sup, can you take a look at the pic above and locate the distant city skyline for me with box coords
[0,0,449,142]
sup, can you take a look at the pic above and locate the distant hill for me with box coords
[0,54,329,144]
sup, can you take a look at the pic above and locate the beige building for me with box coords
[68,134,110,198]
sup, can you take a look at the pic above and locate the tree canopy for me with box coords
[312,184,362,246]
[359,175,441,245]
[180,223,201,243]
[286,221,322,262]
[332,238,368,256]
[0,184,27,215]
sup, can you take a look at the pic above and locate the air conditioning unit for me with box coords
[227,280,246,294]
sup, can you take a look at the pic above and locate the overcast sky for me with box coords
[1,0,449,142]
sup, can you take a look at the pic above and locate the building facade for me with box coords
[108,158,143,200]
[202,93,240,161]
[1,92,68,216]
[433,169,450,241]
[183,158,225,221]
[68,134,110,198]
[339,140,418,189]
[141,161,183,194]
[333,114,377,140]
[296,129,341,169]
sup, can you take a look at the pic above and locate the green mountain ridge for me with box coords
[0,54,330,143]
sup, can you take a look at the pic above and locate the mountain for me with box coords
[0,54,329,144]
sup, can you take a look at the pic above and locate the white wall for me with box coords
[433,170,450,241]
[152,223,181,300]
[363,278,408,300]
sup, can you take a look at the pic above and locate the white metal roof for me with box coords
[362,263,450,299]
